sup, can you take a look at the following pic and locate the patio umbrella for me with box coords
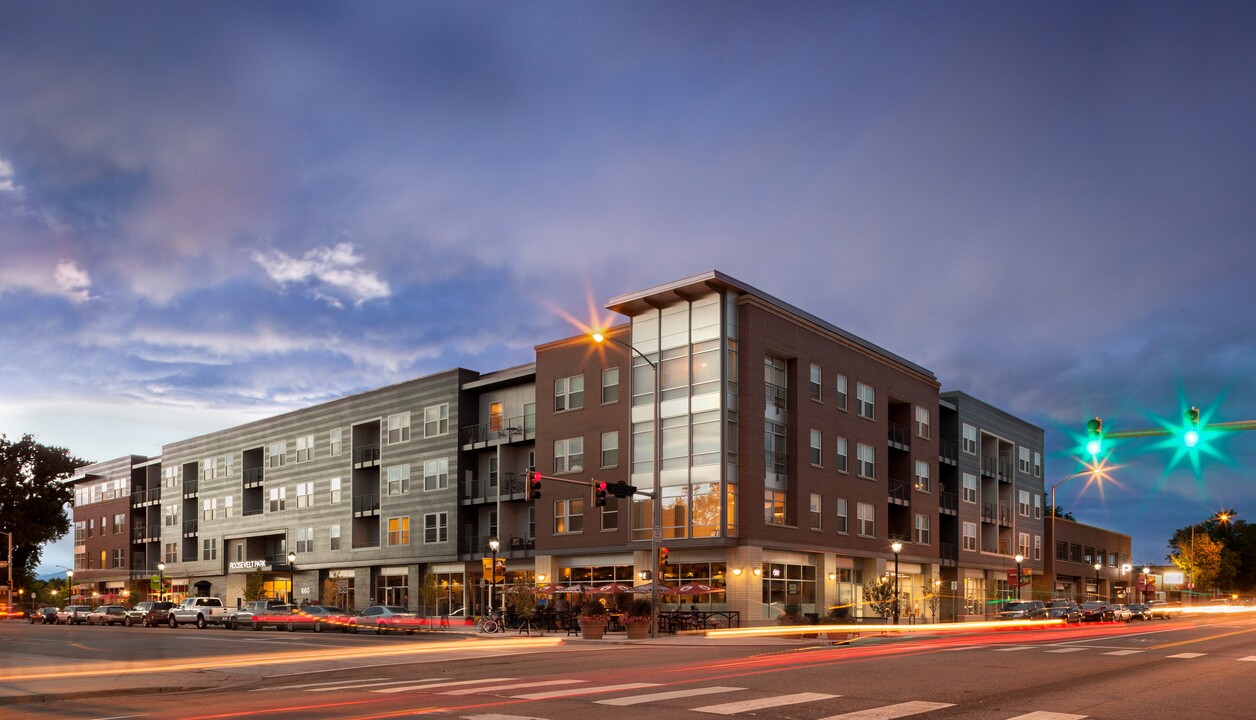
[674,583,725,595]
[558,583,596,594]
[590,583,633,594]
[533,583,565,595]
[630,582,676,594]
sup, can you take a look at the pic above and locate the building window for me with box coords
[1056,540,1068,560]
[661,415,689,470]
[915,514,931,545]
[1018,446,1031,474]
[857,443,875,479]
[962,424,977,454]
[269,441,287,468]
[555,375,584,412]
[856,382,875,419]
[1033,451,1042,478]
[601,431,619,468]
[765,421,787,474]
[488,456,499,487]
[202,498,216,521]
[329,477,342,504]
[1070,544,1082,563]
[330,525,341,551]
[691,339,720,396]
[962,473,977,503]
[1018,489,1030,516]
[809,363,822,401]
[330,427,343,456]
[764,489,787,526]
[810,429,822,466]
[810,493,822,530]
[201,457,216,480]
[1019,532,1031,558]
[489,401,504,431]
[692,410,720,466]
[963,522,977,551]
[295,482,313,508]
[835,437,848,473]
[387,412,411,444]
[857,502,875,538]
[836,498,849,534]
[296,434,315,463]
[164,505,178,526]
[554,437,584,474]
[422,459,448,491]
[601,497,619,531]
[601,367,619,404]
[915,405,931,439]
[388,464,411,495]
[112,548,126,568]
[113,513,125,533]
[914,460,930,492]
[269,486,286,512]
[764,355,787,408]
[424,404,449,437]
[296,527,313,553]
[163,466,178,488]
[1034,534,1042,561]
[555,498,584,534]
[424,512,448,543]
[164,543,178,564]
[224,495,233,518]
[387,516,410,546]
[1033,493,1042,519]
[835,374,848,411]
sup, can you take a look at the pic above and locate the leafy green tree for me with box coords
[1046,505,1075,521]
[1168,533,1223,592]
[0,434,87,585]
[244,569,267,601]
[420,573,440,616]
[863,575,896,617]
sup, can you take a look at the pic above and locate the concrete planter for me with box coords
[579,621,606,639]
[625,622,649,639]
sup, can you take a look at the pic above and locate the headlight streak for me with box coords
[4,637,562,682]
[704,618,1063,639]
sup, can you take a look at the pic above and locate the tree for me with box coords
[1168,533,1223,593]
[1045,505,1075,521]
[244,569,266,601]
[863,575,896,617]
[0,434,87,585]
[419,573,440,616]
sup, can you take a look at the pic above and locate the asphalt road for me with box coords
[3,612,1255,720]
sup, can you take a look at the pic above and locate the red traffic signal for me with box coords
[529,470,542,500]
[593,481,608,507]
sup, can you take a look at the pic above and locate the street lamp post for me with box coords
[1049,469,1094,600]
[156,562,165,602]
[592,329,662,639]
[66,569,74,602]
[287,551,297,604]
[488,537,500,615]
[1142,566,1151,603]
[891,541,903,625]
[1093,562,1102,601]
[1014,554,1024,601]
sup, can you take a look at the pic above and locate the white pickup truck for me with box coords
[169,596,231,629]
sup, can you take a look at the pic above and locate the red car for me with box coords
[347,605,423,635]
[285,605,351,633]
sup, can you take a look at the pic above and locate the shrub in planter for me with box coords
[623,598,652,639]
[578,600,608,639]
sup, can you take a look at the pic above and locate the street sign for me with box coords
[337,579,349,592]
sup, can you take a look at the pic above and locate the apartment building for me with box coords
[1041,516,1133,603]
[936,391,1046,620]
[65,270,1096,625]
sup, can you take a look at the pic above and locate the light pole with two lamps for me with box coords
[592,329,662,639]
[488,537,500,615]
[891,541,903,624]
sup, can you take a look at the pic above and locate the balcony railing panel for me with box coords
[353,444,381,465]
[182,480,198,496]
[460,413,538,445]
[243,467,264,485]
[940,440,958,463]
[940,491,959,513]
[888,422,910,447]
[182,519,198,535]
[765,382,787,409]
[764,450,787,475]
[889,477,910,502]
[353,492,380,514]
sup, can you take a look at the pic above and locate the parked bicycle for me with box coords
[478,609,505,633]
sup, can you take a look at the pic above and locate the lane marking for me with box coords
[308,679,433,692]
[514,682,659,699]
[1167,652,1206,659]
[375,677,515,694]
[249,677,389,691]
[818,700,954,719]
[596,686,747,706]
[1148,625,1256,650]
[993,646,1035,652]
[693,692,839,715]
[1044,648,1087,653]
[1102,650,1144,656]
[1006,713,1087,720]
[1238,656,1256,662]
[441,679,587,695]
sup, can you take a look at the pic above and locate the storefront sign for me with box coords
[229,560,271,571]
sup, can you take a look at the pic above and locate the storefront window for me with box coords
[760,562,816,618]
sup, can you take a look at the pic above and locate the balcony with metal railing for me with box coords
[889,477,911,504]
[940,490,959,515]
[131,525,157,543]
[888,422,911,449]
[764,450,787,475]
[981,455,1014,482]
[243,467,264,488]
[941,542,958,565]
[353,443,380,467]
[182,519,198,536]
[460,413,537,446]
[182,480,198,497]
[940,440,958,465]
[462,472,528,504]
[765,382,787,409]
[353,492,380,516]
[131,487,161,507]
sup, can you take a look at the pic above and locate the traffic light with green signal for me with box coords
[1086,417,1103,456]
[1184,406,1201,448]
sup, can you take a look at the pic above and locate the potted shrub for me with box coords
[623,598,653,639]
[578,600,608,640]
[776,602,815,637]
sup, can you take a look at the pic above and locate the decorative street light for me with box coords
[488,537,500,614]
[1049,466,1104,599]
[592,329,662,639]
[156,562,165,602]
[66,569,74,602]
[287,551,297,604]
[1143,566,1151,603]
[891,541,903,625]
[1014,554,1025,601]
[1093,562,1102,601]
[1121,563,1132,602]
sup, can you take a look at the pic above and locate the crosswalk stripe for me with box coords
[514,682,660,700]
[817,700,954,719]
[993,646,1034,652]
[1044,648,1087,653]
[596,686,747,706]
[1102,650,1143,656]
[1006,713,1087,720]
[1239,656,1256,662]
[692,692,839,715]
[1167,653,1205,659]
[250,677,389,691]
[462,715,548,720]
[442,680,587,695]
[310,679,437,692]
[375,677,515,694]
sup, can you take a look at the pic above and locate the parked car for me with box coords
[87,605,129,626]
[29,606,59,624]
[1109,604,1133,622]
[169,596,231,628]
[249,604,297,631]
[56,605,93,625]
[286,605,351,633]
[1079,602,1115,622]
[1127,603,1153,620]
[1145,600,1174,619]
[130,601,175,627]
[229,599,291,630]
[348,605,421,634]
[996,600,1047,620]
[1045,600,1082,624]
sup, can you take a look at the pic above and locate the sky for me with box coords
[2,1,1253,575]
